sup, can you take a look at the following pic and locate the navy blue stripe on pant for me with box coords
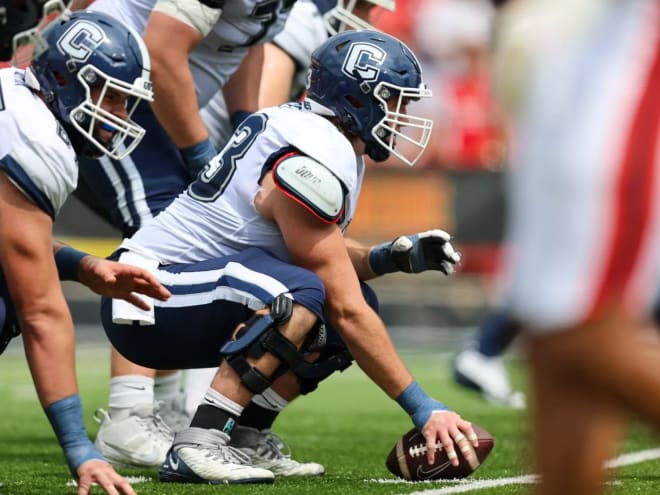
[101,247,325,369]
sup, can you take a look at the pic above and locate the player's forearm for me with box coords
[345,237,378,281]
[151,67,208,147]
[328,303,412,398]
[22,301,104,474]
[258,43,296,107]
[223,44,264,116]
[144,12,208,148]
[22,301,78,407]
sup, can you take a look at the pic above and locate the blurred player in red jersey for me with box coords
[494,1,660,494]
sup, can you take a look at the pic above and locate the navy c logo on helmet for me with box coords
[341,42,386,82]
[56,20,104,63]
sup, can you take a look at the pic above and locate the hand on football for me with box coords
[78,256,170,310]
[421,410,479,465]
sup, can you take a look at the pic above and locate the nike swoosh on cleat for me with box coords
[416,460,452,480]
[169,453,179,471]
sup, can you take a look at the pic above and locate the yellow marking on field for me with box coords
[57,237,122,258]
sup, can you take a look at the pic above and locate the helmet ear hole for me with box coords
[52,70,68,87]
[345,95,364,109]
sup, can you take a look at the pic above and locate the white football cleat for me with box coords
[453,347,526,409]
[230,426,325,476]
[160,427,274,484]
[94,403,174,468]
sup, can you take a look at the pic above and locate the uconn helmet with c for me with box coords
[30,10,153,160]
[305,29,432,166]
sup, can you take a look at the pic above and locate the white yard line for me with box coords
[605,448,660,468]
[376,447,660,495]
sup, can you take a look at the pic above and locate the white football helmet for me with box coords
[324,0,396,36]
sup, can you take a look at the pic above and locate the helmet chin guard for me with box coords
[369,81,433,166]
[69,64,152,160]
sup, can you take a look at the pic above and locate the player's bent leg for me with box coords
[226,282,370,477]
[101,248,327,481]
[162,299,319,484]
[93,348,174,468]
[155,370,191,432]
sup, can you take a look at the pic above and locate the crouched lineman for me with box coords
[0,10,170,495]
[99,29,480,484]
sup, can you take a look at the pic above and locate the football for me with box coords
[385,424,494,481]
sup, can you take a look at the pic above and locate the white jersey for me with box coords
[202,0,327,150]
[89,0,295,106]
[0,67,77,218]
[122,103,365,264]
[497,0,660,331]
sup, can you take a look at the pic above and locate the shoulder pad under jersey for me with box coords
[273,154,345,223]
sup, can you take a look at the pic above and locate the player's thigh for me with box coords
[101,248,326,368]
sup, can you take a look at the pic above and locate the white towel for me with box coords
[112,251,159,326]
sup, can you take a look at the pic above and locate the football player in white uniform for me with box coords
[58,0,309,471]
[188,0,397,457]
[0,10,169,495]
[99,30,474,485]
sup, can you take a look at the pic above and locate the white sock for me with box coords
[183,367,217,416]
[154,370,183,403]
[203,387,244,417]
[251,388,289,412]
[109,375,154,420]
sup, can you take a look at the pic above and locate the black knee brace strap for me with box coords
[294,347,354,395]
[219,294,307,394]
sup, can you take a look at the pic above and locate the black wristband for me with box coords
[54,246,87,281]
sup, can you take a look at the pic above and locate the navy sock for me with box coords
[475,309,520,357]
[239,402,280,430]
[190,404,238,434]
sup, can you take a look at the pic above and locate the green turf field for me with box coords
[1,345,660,494]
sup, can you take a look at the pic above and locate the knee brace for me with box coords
[294,343,354,395]
[219,294,310,395]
